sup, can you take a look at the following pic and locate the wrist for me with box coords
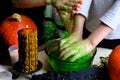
[84,38,96,52]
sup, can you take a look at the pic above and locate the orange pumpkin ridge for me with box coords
[108,45,120,80]
[0,13,37,47]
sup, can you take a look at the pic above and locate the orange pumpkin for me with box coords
[108,45,120,80]
[0,13,37,47]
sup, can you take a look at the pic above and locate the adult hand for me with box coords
[52,0,83,12]
[59,38,96,62]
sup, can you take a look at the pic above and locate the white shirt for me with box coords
[45,0,120,39]
[76,0,120,39]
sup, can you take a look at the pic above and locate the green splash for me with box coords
[43,20,59,42]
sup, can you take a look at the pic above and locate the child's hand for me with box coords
[59,39,96,62]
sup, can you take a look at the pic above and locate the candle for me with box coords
[17,25,38,74]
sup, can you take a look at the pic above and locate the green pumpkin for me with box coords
[47,49,96,73]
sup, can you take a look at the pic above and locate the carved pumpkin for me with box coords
[0,13,37,47]
[108,45,120,80]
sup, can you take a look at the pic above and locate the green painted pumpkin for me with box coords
[45,39,96,73]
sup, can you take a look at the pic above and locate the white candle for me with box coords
[8,45,19,65]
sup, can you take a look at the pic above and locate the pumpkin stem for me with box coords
[12,13,22,22]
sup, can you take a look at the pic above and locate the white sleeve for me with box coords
[74,0,92,18]
[100,0,120,29]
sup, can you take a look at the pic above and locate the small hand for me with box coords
[45,31,81,56]
[59,39,96,62]
[45,39,60,55]
[60,32,81,50]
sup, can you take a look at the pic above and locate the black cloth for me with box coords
[83,27,120,49]
[31,67,110,80]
